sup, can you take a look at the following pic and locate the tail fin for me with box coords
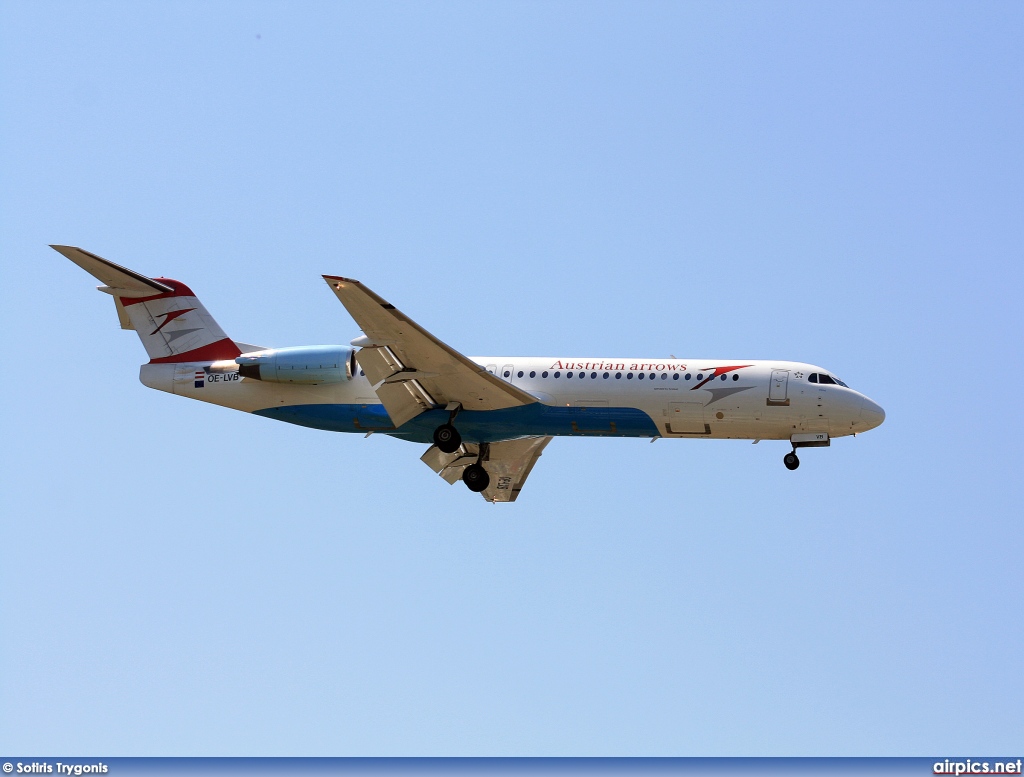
[53,245,242,363]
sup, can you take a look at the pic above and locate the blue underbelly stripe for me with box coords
[252,403,660,443]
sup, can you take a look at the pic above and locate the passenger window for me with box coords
[603,372,609,379]
[359,369,365,376]
[503,370,511,378]
[627,373,633,380]
[530,371,536,378]
[732,374,738,381]
[661,373,667,380]
[721,374,727,381]
[673,373,679,380]
[542,371,548,378]
[819,374,836,385]
[685,373,691,380]
[554,371,560,378]
[567,372,573,378]
[615,372,622,379]
[591,372,597,379]
[808,373,818,383]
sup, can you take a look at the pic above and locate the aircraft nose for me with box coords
[860,397,885,430]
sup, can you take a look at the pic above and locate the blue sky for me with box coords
[1,0,1021,756]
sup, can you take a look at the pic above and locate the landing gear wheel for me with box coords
[462,463,490,492]
[784,452,800,471]
[433,423,462,454]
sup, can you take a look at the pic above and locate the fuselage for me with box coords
[140,355,885,444]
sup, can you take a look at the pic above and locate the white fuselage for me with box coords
[141,355,885,442]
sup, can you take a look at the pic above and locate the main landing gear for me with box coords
[433,423,461,453]
[461,440,491,493]
[433,403,463,454]
[462,463,490,492]
[783,451,800,471]
[433,404,490,492]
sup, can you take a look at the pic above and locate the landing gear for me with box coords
[433,423,461,454]
[783,451,800,471]
[462,463,490,492]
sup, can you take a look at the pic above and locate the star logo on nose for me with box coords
[150,308,195,335]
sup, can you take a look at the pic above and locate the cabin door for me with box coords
[768,370,790,406]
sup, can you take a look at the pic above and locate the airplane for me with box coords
[53,245,885,502]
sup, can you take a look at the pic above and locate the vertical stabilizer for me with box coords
[52,245,242,363]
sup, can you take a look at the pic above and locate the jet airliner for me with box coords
[55,245,885,502]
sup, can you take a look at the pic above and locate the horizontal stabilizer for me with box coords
[51,245,172,297]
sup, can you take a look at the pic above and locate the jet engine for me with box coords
[235,345,355,385]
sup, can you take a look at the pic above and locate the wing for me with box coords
[323,275,537,427]
[421,437,552,503]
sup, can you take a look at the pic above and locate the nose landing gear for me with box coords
[783,451,800,470]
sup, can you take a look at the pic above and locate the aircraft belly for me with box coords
[253,402,661,442]
[408,404,659,442]
[254,402,393,432]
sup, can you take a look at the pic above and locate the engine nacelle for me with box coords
[236,345,354,385]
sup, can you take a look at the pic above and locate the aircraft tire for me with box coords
[784,452,800,471]
[434,423,462,453]
[463,463,490,492]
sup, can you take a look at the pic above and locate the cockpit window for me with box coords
[833,376,849,387]
[818,374,836,385]
[808,373,818,383]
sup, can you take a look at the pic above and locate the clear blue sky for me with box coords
[1,0,1021,756]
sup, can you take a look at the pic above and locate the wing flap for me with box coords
[356,345,405,386]
[376,381,436,428]
[420,446,479,484]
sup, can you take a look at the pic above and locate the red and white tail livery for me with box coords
[53,245,241,364]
